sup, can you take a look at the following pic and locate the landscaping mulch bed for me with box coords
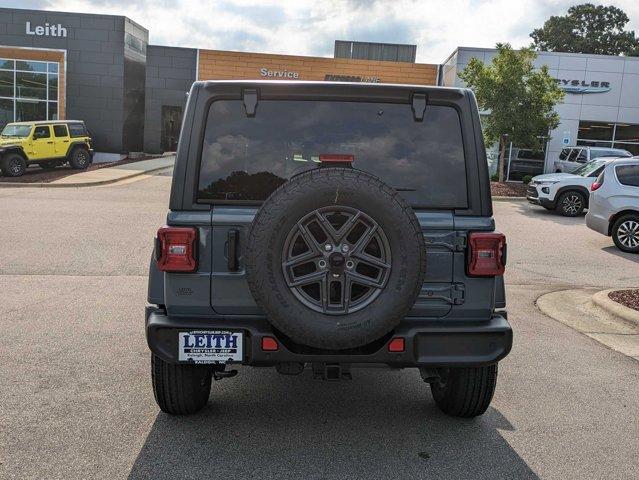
[491,181,527,197]
[609,289,639,312]
[0,156,157,184]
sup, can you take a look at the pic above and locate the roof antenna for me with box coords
[411,93,427,122]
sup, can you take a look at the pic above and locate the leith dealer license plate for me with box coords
[178,331,243,364]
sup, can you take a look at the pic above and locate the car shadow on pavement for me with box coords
[601,245,639,263]
[128,368,538,480]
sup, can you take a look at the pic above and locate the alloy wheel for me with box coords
[9,158,23,175]
[281,206,391,315]
[562,194,582,215]
[617,220,639,249]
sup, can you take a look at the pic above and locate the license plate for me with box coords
[178,331,243,364]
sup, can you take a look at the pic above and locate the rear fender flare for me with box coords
[66,141,89,160]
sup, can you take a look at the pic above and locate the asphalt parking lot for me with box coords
[1,171,638,480]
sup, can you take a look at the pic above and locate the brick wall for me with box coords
[198,49,437,85]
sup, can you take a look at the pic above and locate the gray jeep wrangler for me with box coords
[146,80,512,417]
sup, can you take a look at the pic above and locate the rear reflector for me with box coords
[388,338,405,352]
[156,226,197,272]
[319,154,354,163]
[261,337,279,351]
[467,232,506,277]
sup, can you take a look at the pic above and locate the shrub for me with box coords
[490,173,500,182]
[522,175,533,184]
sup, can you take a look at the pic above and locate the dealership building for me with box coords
[442,47,639,175]
[1,7,639,173]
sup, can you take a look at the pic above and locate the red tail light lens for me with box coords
[467,232,506,277]
[156,226,197,272]
[590,181,602,191]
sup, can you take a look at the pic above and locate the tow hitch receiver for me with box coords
[312,363,352,381]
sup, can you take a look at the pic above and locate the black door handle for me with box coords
[227,229,239,271]
[46,141,53,144]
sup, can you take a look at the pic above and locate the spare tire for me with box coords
[245,167,426,349]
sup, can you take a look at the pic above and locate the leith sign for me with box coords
[555,78,611,94]
[25,21,68,38]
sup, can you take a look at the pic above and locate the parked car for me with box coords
[0,120,93,177]
[507,148,545,181]
[586,157,639,253]
[527,158,615,216]
[146,80,512,418]
[553,146,631,173]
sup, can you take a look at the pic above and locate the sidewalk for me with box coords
[0,155,174,188]
[50,155,175,186]
[537,288,639,361]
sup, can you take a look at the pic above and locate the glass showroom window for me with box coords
[577,120,639,155]
[0,58,59,127]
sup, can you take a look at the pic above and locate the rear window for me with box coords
[68,123,87,138]
[53,125,68,137]
[197,100,468,208]
[616,164,639,187]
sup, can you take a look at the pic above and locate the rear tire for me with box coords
[611,214,639,253]
[2,153,27,177]
[69,147,90,170]
[151,354,213,415]
[557,191,585,217]
[430,364,498,417]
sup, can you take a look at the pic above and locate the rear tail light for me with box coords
[155,226,197,272]
[467,232,506,277]
[590,181,602,191]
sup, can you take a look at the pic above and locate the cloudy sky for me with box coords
[7,0,639,63]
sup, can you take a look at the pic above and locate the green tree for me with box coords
[531,3,639,56]
[459,44,564,182]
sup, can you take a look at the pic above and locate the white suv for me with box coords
[554,146,631,173]
[586,157,639,253]
[527,158,613,216]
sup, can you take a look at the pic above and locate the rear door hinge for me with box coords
[423,231,467,252]
[421,283,465,305]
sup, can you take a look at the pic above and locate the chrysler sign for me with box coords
[555,79,611,94]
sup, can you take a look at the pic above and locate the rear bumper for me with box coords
[586,210,609,236]
[145,307,513,368]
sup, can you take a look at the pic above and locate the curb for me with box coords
[592,289,639,327]
[0,164,172,188]
[536,288,639,361]
[492,196,527,202]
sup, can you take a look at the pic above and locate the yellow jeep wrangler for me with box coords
[0,120,94,177]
